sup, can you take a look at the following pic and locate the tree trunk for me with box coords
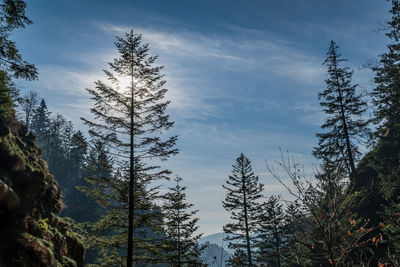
[127,48,135,267]
[333,53,356,180]
[242,179,252,267]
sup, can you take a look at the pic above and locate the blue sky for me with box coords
[14,0,390,235]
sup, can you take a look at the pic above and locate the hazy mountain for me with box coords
[199,233,232,267]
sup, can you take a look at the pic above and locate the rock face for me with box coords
[0,83,84,266]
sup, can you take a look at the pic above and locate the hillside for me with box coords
[0,76,84,266]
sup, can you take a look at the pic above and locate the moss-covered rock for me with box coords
[354,122,400,223]
[0,78,84,266]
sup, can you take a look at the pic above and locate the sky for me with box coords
[13,0,391,235]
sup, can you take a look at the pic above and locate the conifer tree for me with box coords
[19,90,38,128]
[81,30,178,266]
[60,130,88,218]
[163,176,204,266]
[227,249,248,267]
[0,0,37,114]
[256,195,285,267]
[222,153,263,267]
[75,139,113,265]
[282,202,304,266]
[78,139,112,223]
[371,0,400,131]
[30,98,51,151]
[313,41,369,180]
[67,131,88,183]
[0,0,37,80]
[46,114,74,185]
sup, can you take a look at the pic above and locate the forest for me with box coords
[0,0,400,266]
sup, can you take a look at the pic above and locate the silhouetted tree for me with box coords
[0,0,37,117]
[163,176,204,266]
[227,249,248,267]
[60,130,88,217]
[371,0,400,131]
[256,195,285,267]
[30,98,51,152]
[313,41,369,180]
[81,30,178,266]
[282,202,304,266]
[0,0,37,80]
[18,90,38,128]
[222,153,263,267]
[77,139,112,223]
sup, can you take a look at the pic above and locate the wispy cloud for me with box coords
[99,22,325,84]
[21,22,328,126]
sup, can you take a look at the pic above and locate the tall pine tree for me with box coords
[222,153,263,267]
[371,0,400,131]
[81,30,178,266]
[76,139,113,265]
[30,98,51,155]
[256,195,285,267]
[313,41,369,180]
[78,139,112,223]
[282,202,304,267]
[163,176,204,266]
[60,130,88,218]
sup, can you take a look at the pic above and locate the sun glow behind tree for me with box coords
[81,30,178,266]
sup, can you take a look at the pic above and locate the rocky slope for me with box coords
[0,76,84,266]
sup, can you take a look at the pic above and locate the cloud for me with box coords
[98,22,325,85]
[292,102,326,126]
[19,22,329,127]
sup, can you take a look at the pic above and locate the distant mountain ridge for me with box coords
[199,232,232,266]
[199,232,234,254]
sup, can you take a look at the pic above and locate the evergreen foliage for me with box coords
[30,98,51,149]
[313,41,369,180]
[0,70,14,119]
[18,90,38,128]
[0,0,37,80]
[74,139,113,265]
[226,249,248,267]
[163,176,204,266]
[371,0,400,131]
[81,30,178,266]
[76,139,112,222]
[255,195,285,267]
[60,130,88,216]
[80,159,166,266]
[222,153,263,267]
[352,1,400,263]
[281,202,304,266]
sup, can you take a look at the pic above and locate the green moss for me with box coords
[38,218,49,230]
[0,71,14,120]
[62,256,78,267]
[0,136,27,172]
